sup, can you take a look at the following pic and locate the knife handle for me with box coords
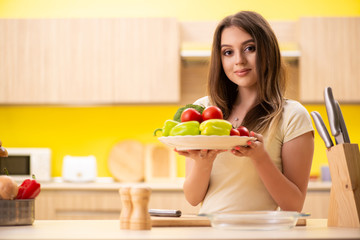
[324,87,340,137]
[311,111,334,148]
[149,209,182,217]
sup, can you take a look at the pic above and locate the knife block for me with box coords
[326,143,360,228]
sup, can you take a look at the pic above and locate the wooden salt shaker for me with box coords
[119,187,132,229]
[129,187,152,230]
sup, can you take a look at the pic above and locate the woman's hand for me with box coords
[176,149,225,167]
[231,131,267,161]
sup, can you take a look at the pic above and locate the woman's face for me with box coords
[220,26,257,90]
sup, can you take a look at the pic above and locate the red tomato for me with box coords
[202,106,223,121]
[181,108,202,123]
[230,128,240,136]
[237,126,250,137]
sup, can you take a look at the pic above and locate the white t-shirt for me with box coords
[193,96,314,214]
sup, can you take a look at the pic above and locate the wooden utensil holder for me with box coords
[326,143,360,228]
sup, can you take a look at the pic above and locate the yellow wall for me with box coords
[1,105,359,178]
[0,0,360,179]
[0,105,180,177]
[0,0,359,20]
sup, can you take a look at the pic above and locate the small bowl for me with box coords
[0,199,35,226]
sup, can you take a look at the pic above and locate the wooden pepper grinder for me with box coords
[119,187,132,229]
[129,187,152,230]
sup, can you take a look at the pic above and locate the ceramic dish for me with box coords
[200,211,310,230]
[158,136,256,150]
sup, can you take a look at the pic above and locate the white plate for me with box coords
[158,135,255,150]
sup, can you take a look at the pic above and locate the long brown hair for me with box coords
[208,11,286,134]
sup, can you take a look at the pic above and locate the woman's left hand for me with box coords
[231,131,266,160]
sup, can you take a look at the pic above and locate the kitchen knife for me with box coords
[324,87,344,144]
[149,209,182,217]
[311,111,334,148]
[335,100,350,143]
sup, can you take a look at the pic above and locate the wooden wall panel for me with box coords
[299,17,360,102]
[0,18,180,104]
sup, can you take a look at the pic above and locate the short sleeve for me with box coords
[193,96,210,107]
[282,100,314,143]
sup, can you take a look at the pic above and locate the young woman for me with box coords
[179,11,314,213]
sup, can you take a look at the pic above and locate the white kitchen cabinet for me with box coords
[0,18,180,104]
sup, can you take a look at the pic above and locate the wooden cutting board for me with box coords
[151,215,210,227]
[144,144,177,182]
[151,215,306,227]
[108,140,144,182]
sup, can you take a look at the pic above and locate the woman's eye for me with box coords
[222,50,233,56]
[244,45,256,53]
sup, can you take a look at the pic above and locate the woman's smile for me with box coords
[235,68,251,77]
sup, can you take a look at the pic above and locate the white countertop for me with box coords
[40,178,331,191]
[1,219,359,240]
[41,178,187,191]
[307,181,332,190]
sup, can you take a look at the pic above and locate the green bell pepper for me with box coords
[199,119,232,136]
[153,119,179,137]
[169,121,200,136]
